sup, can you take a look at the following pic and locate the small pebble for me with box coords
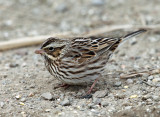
[149,49,156,55]
[60,98,70,106]
[22,62,27,67]
[115,94,125,99]
[108,107,116,112]
[119,52,126,57]
[81,94,92,99]
[157,105,160,109]
[93,90,108,98]
[15,95,21,99]
[9,63,19,68]
[19,102,25,106]
[152,95,159,101]
[41,92,53,100]
[21,111,26,117]
[0,102,4,108]
[55,4,68,12]
[124,86,128,89]
[156,83,160,87]
[28,92,34,97]
[93,97,101,104]
[5,20,13,26]
[101,110,106,115]
[152,78,160,83]
[149,37,158,42]
[125,106,132,110]
[148,75,154,80]
[88,104,99,109]
[101,100,109,106]
[126,79,133,84]
[114,81,122,87]
[91,0,104,5]
[90,109,100,114]
[147,98,152,102]
[142,73,149,78]
[0,73,7,78]
[145,15,153,24]
[45,109,51,112]
[142,95,151,100]
[134,56,141,60]
[130,95,137,98]
[20,98,26,102]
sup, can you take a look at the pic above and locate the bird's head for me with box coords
[35,37,68,60]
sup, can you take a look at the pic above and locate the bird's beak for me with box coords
[35,49,45,54]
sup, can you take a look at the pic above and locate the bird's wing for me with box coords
[63,37,120,64]
[62,29,146,64]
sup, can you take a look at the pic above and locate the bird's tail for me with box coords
[107,29,147,53]
[122,29,147,41]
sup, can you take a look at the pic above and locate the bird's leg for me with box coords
[86,78,99,94]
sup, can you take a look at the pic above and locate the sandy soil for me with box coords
[0,0,160,117]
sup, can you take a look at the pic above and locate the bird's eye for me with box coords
[48,47,54,51]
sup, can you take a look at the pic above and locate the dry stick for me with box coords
[85,24,160,36]
[120,69,160,79]
[0,25,160,51]
[141,80,157,87]
[0,32,72,51]
[120,69,160,87]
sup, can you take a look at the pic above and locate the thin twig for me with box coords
[85,24,160,36]
[0,25,160,51]
[0,32,72,51]
[141,80,158,87]
[120,69,160,79]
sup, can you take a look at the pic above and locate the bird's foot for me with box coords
[82,78,99,99]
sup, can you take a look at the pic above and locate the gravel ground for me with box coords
[0,0,160,117]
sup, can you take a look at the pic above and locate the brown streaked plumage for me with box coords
[35,29,147,94]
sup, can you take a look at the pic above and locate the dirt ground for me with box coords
[0,0,160,117]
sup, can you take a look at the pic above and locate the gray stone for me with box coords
[101,100,109,106]
[148,75,154,80]
[0,102,4,108]
[125,106,132,110]
[20,98,26,102]
[91,0,104,5]
[114,81,122,87]
[88,104,99,109]
[149,49,156,55]
[147,98,152,102]
[90,109,100,114]
[157,105,160,109]
[93,97,101,104]
[60,98,70,106]
[142,95,151,100]
[142,73,149,78]
[126,79,133,84]
[93,90,108,98]
[88,103,95,109]
[149,37,158,42]
[152,95,159,101]
[41,92,53,100]
[156,83,160,87]
[152,78,160,83]
[55,4,68,12]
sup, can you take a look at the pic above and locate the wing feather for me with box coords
[63,37,121,64]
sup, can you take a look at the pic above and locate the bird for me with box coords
[35,29,147,94]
